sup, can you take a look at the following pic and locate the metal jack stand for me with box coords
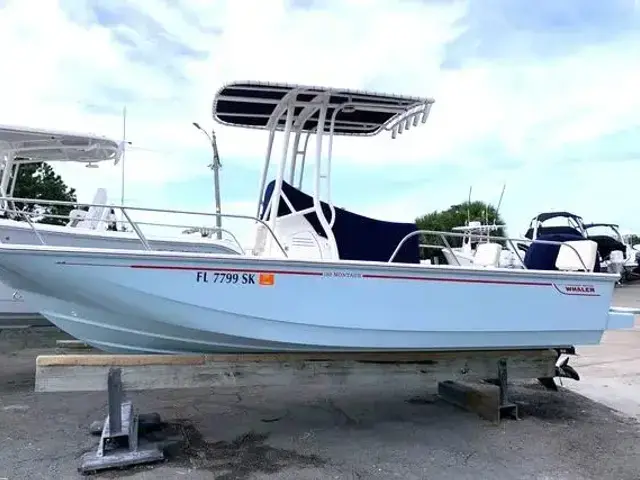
[80,368,165,474]
[438,358,519,423]
[496,358,519,421]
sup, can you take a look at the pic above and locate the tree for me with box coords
[628,234,640,245]
[415,200,507,261]
[10,162,78,226]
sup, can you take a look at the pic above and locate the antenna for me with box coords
[121,106,126,207]
[120,106,127,231]
[492,183,507,239]
[494,183,506,226]
[484,200,489,242]
[467,185,472,226]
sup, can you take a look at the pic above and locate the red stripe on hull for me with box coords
[130,264,322,277]
[57,261,599,293]
[362,273,550,287]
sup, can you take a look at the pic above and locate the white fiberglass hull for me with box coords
[0,219,240,319]
[0,244,630,354]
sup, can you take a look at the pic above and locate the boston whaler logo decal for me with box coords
[556,284,598,296]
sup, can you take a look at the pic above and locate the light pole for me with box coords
[193,122,222,240]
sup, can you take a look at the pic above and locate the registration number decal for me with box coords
[195,271,275,286]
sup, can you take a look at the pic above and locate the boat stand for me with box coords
[32,348,569,473]
[437,358,519,423]
[79,367,165,474]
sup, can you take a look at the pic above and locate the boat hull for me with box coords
[0,220,240,318]
[0,244,627,353]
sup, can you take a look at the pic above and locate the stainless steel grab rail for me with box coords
[390,229,590,272]
[0,196,289,258]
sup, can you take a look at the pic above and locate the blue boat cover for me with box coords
[523,233,601,272]
[260,180,420,264]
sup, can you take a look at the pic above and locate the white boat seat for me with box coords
[606,249,625,275]
[253,213,334,260]
[473,242,502,267]
[609,250,625,264]
[555,239,598,272]
[67,209,88,227]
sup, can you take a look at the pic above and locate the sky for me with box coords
[1,0,640,248]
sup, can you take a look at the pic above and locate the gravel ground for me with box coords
[0,285,639,480]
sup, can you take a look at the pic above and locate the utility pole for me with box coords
[120,106,127,232]
[193,122,222,240]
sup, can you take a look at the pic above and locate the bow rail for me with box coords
[0,195,288,257]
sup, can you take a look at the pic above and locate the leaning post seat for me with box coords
[523,233,601,272]
[555,239,599,272]
[260,180,420,264]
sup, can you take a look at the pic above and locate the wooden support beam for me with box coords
[35,349,558,393]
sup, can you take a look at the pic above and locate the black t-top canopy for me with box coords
[212,81,434,136]
[584,223,619,229]
[533,211,583,223]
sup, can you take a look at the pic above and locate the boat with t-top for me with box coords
[0,81,634,354]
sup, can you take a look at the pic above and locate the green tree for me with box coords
[10,162,78,226]
[415,200,507,261]
[628,234,640,245]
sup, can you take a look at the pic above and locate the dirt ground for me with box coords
[1,286,639,480]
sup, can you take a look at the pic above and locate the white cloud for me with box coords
[1,0,639,241]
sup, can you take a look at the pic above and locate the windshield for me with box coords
[585,225,619,238]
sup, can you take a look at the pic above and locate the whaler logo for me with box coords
[563,284,596,295]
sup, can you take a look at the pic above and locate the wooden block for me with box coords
[35,349,558,393]
[438,380,501,423]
